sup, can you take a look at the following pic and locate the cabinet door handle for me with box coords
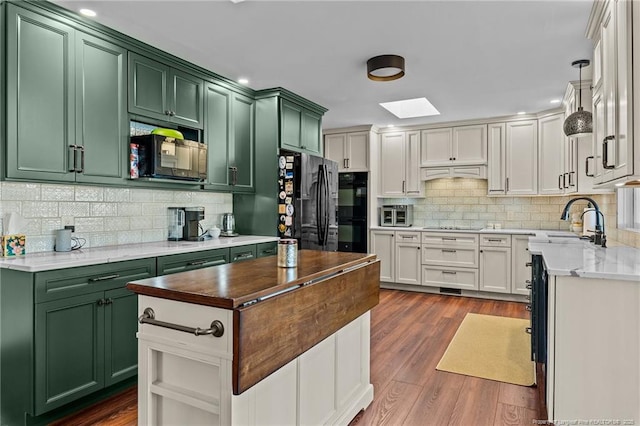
[187,260,208,266]
[525,305,532,311]
[139,307,224,337]
[487,238,503,242]
[442,237,457,241]
[602,135,616,169]
[525,327,532,334]
[441,249,457,253]
[343,159,347,169]
[402,180,406,193]
[558,174,563,190]
[526,284,532,290]
[563,172,569,189]
[97,298,106,306]
[505,177,509,192]
[442,271,457,275]
[89,274,120,282]
[400,235,415,239]
[105,298,113,305]
[525,262,532,267]
[165,110,172,116]
[78,146,85,174]
[569,171,576,187]
[585,155,595,177]
[69,145,78,172]
[346,158,350,168]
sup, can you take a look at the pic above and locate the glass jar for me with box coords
[277,239,298,267]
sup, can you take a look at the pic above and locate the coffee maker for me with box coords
[167,206,205,241]
[184,207,205,241]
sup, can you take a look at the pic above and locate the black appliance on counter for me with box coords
[277,151,338,251]
[131,134,207,181]
[337,172,368,253]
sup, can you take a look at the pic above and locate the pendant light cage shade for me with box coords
[563,59,593,138]
[367,54,405,81]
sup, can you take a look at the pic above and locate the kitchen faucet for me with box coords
[560,197,606,247]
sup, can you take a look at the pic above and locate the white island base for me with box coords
[136,296,374,425]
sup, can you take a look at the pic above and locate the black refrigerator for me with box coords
[277,151,338,251]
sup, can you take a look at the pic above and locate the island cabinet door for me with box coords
[34,293,105,415]
[298,335,337,425]
[104,287,138,387]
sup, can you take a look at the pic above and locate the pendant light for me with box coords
[563,59,592,138]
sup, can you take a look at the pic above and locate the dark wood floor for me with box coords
[51,289,540,425]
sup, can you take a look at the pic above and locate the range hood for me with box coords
[420,165,487,181]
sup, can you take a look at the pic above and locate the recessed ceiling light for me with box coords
[79,8,97,17]
[379,97,440,119]
[230,0,245,3]
[387,124,395,128]
[550,99,561,104]
[238,78,249,85]
[517,111,526,115]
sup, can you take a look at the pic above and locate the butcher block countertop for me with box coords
[127,250,378,309]
[128,249,381,394]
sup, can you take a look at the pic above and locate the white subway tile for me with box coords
[24,218,42,235]
[59,202,90,217]
[173,191,194,203]
[130,189,154,202]
[22,201,58,218]
[75,186,104,202]
[88,232,118,247]
[0,201,22,216]
[142,229,164,243]
[90,203,118,217]
[26,235,55,253]
[75,217,104,233]
[41,184,75,201]
[104,217,130,232]
[152,190,174,202]
[117,230,142,245]
[104,188,131,202]
[2,182,41,201]
[41,218,63,234]
[118,203,142,217]
[129,216,150,230]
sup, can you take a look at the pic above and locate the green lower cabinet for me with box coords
[104,287,138,387]
[257,242,277,258]
[35,293,105,415]
[230,245,257,263]
[157,248,230,275]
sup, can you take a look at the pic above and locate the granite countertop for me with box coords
[0,235,279,272]
[528,238,640,282]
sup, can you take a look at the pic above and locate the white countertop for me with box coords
[0,235,279,272]
[528,238,640,282]
[370,226,572,237]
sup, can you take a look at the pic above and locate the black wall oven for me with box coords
[530,254,548,364]
[337,172,367,253]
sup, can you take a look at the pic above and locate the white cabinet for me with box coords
[421,125,487,167]
[538,112,572,195]
[324,132,368,172]
[395,235,421,286]
[370,230,394,282]
[488,120,538,195]
[589,0,635,185]
[511,235,532,296]
[421,232,479,291]
[479,234,512,294]
[380,131,422,197]
[505,120,538,195]
[298,336,336,425]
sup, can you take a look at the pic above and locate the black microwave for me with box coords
[131,134,207,181]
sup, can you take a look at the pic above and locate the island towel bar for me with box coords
[138,307,224,337]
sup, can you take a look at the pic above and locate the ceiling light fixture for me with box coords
[238,78,249,85]
[550,99,561,104]
[367,54,405,82]
[563,59,592,138]
[79,8,97,17]
[517,111,526,115]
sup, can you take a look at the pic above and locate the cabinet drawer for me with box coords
[422,266,478,291]
[157,248,229,276]
[421,246,479,268]
[421,232,479,246]
[480,234,512,247]
[256,242,277,258]
[35,258,156,303]
[395,231,421,243]
[230,245,257,263]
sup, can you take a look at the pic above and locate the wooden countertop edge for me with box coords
[126,253,378,310]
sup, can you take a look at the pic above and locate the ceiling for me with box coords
[52,0,595,130]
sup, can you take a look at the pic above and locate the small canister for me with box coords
[277,239,298,268]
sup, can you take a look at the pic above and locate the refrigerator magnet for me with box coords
[280,215,286,223]
[278,205,286,214]
[284,228,292,237]
[286,156,294,162]
[285,171,293,179]
[286,204,294,216]
[285,197,292,205]
[285,163,293,169]
[278,156,286,169]
[279,191,286,200]
[278,224,286,233]
[285,181,293,194]
[285,217,292,226]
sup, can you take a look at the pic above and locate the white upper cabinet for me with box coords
[505,120,538,195]
[324,131,369,172]
[487,123,507,194]
[420,125,487,167]
[380,131,422,197]
[589,0,635,185]
[538,113,568,195]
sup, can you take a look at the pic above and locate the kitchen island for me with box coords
[126,250,380,425]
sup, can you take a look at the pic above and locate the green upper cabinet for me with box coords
[280,98,323,156]
[128,52,204,129]
[5,4,128,184]
[204,82,254,192]
[75,33,128,185]
[6,4,76,182]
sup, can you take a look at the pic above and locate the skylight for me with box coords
[379,97,440,119]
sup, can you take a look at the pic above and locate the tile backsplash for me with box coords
[0,183,232,253]
[382,179,616,232]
